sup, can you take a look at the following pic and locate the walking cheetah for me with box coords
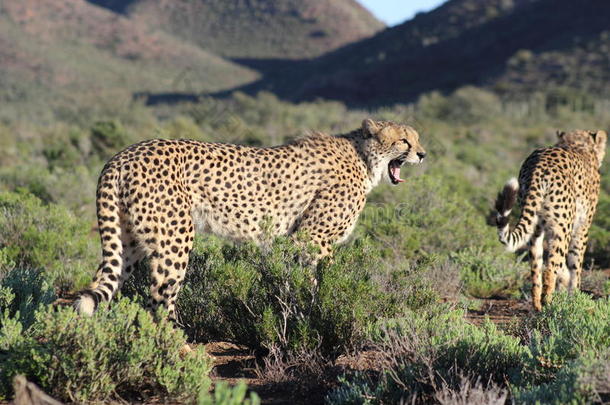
[75,119,426,320]
[494,130,607,310]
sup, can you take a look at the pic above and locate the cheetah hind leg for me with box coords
[75,228,144,315]
[567,225,589,293]
[146,232,193,326]
[556,262,570,292]
[529,227,544,311]
[541,232,569,307]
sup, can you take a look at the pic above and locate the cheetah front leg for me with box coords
[294,190,361,262]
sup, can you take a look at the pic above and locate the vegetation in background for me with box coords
[0,191,97,291]
[0,86,608,403]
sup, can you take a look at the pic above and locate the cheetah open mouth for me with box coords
[388,158,405,185]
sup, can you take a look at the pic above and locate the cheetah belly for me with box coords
[190,203,255,241]
[190,201,301,242]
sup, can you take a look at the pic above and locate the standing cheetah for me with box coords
[75,119,426,320]
[494,130,607,310]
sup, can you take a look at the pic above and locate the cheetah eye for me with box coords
[401,139,411,148]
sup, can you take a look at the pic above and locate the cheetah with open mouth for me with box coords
[75,119,426,321]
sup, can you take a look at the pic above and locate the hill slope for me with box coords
[244,0,610,105]
[0,0,258,120]
[88,0,385,59]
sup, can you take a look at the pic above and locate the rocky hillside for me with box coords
[244,0,610,105]
[88,0,384,59]
[3,0,608,115]
[0,0,259,119]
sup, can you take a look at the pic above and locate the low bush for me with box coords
[329,305,526,404]
[0,190,97,291]
[0,298,213,403]
[90,120,135,160]
[199,382,260,405]
[0,268,56,329]
[328,293,610,404]
[124,236,418,356]
[517,292,610,385]
[453,247,526,299]
[514,349,610,405]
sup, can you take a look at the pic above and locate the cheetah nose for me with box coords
[417,152,426,161]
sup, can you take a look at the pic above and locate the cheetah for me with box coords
[494,130,607,311]
[75,119,426,320]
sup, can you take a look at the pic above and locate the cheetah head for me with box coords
[557,129,607,167]
[362,119,426,185]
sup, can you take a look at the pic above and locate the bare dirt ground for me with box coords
[205,297,533,405]
[465,298,531,327]
[205,341,385,405]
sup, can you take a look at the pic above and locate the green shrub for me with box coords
[416,87,502,125]
[0,190,97,290]
[453,247,526,298]
[90,120,134,159]
[124,236,414,356]
[0,268,56,329]
[387,309,525,386]
[326,373,380,405]
[330,306,527,404]
[514,348,610,405]
[199,382,260,405]
[162,115,210,141]
[41,129,87,171]
[0,299,213,402]
[518,292,610,385]
[330,294,610,404]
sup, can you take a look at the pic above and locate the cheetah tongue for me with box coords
[391,166,404,183]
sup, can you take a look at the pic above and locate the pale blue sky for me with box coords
[358,0,446,26]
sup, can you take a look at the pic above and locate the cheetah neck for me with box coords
[340,130,387,192]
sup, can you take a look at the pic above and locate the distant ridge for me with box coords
[0,0,258,117]
[88,0,385,59]
[240,0,610,105]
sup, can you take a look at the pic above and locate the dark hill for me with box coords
[240,0,610,105]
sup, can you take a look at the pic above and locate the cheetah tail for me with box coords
[496,177,543,252]
[495,177,525,252]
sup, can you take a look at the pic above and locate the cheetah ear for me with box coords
[362,119,380,137]
[556,130,565,139]
[592,130,607,145]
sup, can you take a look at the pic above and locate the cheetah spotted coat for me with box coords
[495,130,607,310]
[75,119,426,320]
